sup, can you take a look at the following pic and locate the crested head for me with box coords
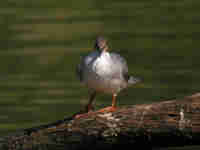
[94,36,108,52]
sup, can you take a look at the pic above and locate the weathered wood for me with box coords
[1,93,200,150]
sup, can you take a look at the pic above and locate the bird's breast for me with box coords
[92,52,113,76]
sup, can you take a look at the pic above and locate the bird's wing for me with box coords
[110,52,129,80]
[76,51,100,82]
[76,56,86,82]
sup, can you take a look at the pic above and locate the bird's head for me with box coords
[94,36,108,52]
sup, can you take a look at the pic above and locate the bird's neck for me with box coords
[99,50,110,59]
[97,45,108,53]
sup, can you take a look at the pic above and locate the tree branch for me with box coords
[1,93,200,150]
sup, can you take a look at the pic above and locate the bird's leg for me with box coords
[97,94,117,113]
[111,94,117,109]
[85,92,96,112]
[74,92,96,119]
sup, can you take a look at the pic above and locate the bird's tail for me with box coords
[128,76,141,85]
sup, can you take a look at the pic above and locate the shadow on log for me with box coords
[1,93,200,150]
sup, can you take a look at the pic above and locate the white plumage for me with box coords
[76,36,141,114]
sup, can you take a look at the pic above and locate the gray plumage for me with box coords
[76,37,140,96]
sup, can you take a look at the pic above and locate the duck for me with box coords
[76,36,141,116]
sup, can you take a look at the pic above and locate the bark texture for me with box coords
[1,93,200,150]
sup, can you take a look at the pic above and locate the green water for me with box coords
[1,0,200,149]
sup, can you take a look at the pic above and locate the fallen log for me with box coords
[1,93,200,150]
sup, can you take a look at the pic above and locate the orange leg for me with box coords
[86,92,96,112]
[74,92,96,119]
[97,94,117,113]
